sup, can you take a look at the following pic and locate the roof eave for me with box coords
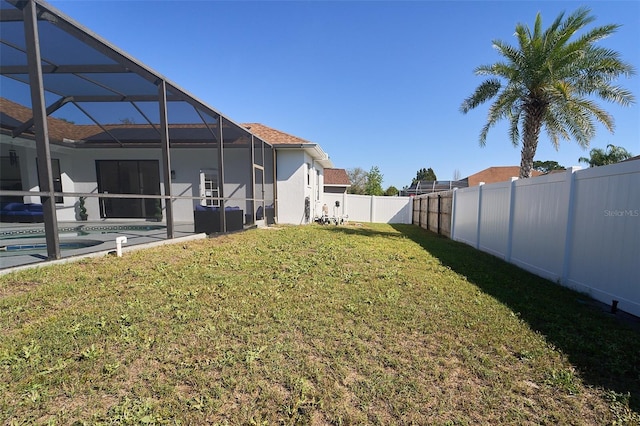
[274,143,333,168]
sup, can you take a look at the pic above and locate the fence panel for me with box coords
[438,192,453,237]
[372,196,413,223]
[451,186,480,246]
[412,197,422,226]
[343,194,373,222]
[566,162,640,315]
[323,193,348,218]
[478,180,513,259]
[449,162,640,317]
[413,191,454,237]
[327,194,412,224]
[510,172,571,281]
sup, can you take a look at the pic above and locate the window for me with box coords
[0,154,23,205]
[307,163,311,186]
[199,169,220,207]
[36,158,63,203]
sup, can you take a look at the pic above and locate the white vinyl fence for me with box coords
[323,193,412,224]
[450,161,640,317]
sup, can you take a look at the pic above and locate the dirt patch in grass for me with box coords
[0,279,41,299]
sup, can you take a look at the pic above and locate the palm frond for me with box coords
[571,98,615,132]
[460,79,501,113]
[594,85,636,107]
[479,85,524,146]
[508,107,522,147]
[492,40,523,69]
[542,109,570,150]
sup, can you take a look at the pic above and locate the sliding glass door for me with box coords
[96,160,160,219]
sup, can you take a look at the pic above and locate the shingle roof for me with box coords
[465,166,543,186]
[324,168,351,186]
[0,99,323,151]
[242,123,312,145]
[0,97,250,146]
[0,97,85,143]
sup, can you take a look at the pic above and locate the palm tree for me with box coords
[461,7,635,178]
[578,143,634,167]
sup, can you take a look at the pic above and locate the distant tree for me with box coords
[578,144,633,167]
[119,117,136,125]
[533,160,565,174]
[365,166,384,196]
[412,167,437,184]
[347,167,367,194]
[461,7,635,178]
[384,186,399,196]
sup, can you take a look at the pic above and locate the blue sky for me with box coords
[48,0,639,189]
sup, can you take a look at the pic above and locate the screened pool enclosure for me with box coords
[0,0,276,267]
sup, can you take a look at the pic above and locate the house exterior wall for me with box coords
[3,135,315,228]
[60,146,222,222]
[1,134,259,223]
[275,150,324,225]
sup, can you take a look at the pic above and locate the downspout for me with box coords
[311,159,316,221]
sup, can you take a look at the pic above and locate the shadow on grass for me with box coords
[328,223,640,411]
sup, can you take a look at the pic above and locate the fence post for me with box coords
[505,177,518,262]
[561,167,579,284]
[370,195,375,223]
[451,188,458,240]
[425,194,430,231]
[476,182,485,250]
[437,194,442,235]
[342,191,347,219]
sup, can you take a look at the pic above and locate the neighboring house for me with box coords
[463,166,543,186]
[403,180,468,196]
[323,168,351,194]
[322,168,351,219]
[242,123,333,225]
[621,155,640,163]
[404,166,543,196]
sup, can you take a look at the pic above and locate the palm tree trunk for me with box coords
[520,140,538,178]
[520,101,545,178]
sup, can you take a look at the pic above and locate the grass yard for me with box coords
[1,223,639,425]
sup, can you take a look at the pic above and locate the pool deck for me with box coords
[0,221,204,272]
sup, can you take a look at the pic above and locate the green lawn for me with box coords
[1,223,638,425]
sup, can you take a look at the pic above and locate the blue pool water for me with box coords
[0,239,103,252]
[0,225,166,257]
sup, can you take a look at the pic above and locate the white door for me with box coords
[199,169,219,207]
